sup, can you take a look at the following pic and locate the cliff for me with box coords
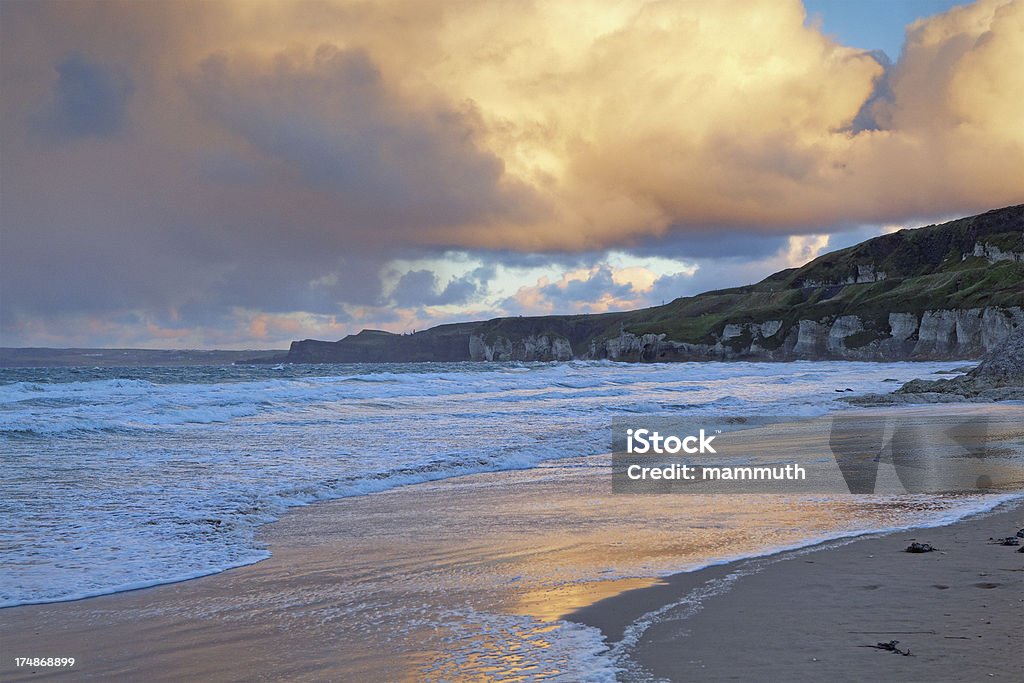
[276,205,1024,364]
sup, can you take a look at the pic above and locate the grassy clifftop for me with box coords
[621,205,1023,345]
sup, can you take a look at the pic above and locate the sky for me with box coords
[805,0,968,59]
[1,0,1022,349]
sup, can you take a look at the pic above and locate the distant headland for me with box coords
[0,348,283,368]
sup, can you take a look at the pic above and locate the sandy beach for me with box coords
[2,439,1021,681]
[572,502,1024,682]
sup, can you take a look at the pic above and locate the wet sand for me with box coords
[0,458,887,682]
[572,502,1024,681]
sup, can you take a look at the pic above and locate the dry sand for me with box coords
[572,502,1024,681]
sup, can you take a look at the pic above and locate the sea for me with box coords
[1,359,1019,614]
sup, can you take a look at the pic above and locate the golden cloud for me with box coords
[4,0,1023,255]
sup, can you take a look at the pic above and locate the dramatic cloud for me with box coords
[1,0,1021,347]
[185,45,538,237]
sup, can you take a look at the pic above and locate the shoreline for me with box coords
[2,405,1022,680]
[4,489,1020,612]
[5,463,1019,612]
[571,499,1024,681]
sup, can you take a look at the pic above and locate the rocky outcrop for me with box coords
[971,327,1024,383]
[599,332,665,362]
[791,320,827,357]
[850,326,1024,403]
[880,327,1024,402]
[826,316,863,354]
[469,333,573,362]
[973,241,1023,263]
[803,264,887,287]
[579,307,1023,362]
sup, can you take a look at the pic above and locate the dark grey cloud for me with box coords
[647,272,702,305]
[38,54,133,139]
[393,270,449,307]
[390,264,497,307]
[616,230,790,261]
[187,46,539,234]
[539,265,633,305]
[2,40,544,338]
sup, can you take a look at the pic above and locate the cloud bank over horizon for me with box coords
[2,0,1022,348]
